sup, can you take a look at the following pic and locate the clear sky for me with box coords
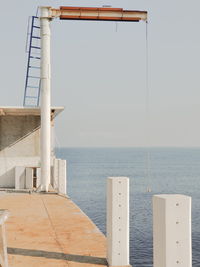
[1,0,200,147]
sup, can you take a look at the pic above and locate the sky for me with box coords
[1,0,200,147]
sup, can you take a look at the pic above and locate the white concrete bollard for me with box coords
[58,159,67,195]
[153,194,192,267]
[107,177,131,267]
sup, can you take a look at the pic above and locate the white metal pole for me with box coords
[153,194,192,267]
[107,177,130,267]
[40,7,51,192]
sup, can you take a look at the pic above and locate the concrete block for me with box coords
[153,194,192,267]
[15,166,25,189]
[107,177,130,267]
[58,160,67,195]
[25,168,33,189]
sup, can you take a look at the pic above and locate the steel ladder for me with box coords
[23,16,41,107]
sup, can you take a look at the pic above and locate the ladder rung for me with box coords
[29,66,41,69]
[27,85,39,89]
[25,96,38,99]
[28,76,40,79]
[33,16,39,19]
[31,46,41,49]
[33,26,40,29]
[30,56,41,60]
[32,36,41,39]
[24,104,37,107]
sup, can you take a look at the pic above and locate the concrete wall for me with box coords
[0,128,40,157]
[0,115,40,154]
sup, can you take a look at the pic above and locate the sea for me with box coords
[56,147,200,267]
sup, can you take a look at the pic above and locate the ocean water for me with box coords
[56,147,200,267]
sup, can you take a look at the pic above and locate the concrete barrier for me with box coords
[53,158,59,190]
[107,177,131,267]
[58,159,67,195]
[153,194,192,267]
[53,159,67,195]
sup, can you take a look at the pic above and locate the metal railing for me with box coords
[0,210,9,267]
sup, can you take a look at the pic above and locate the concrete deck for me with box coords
[0,193,107,267]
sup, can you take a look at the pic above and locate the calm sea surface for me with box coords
[56,147,200,267]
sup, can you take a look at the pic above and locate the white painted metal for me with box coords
[153,194,192,267]
[107,177,130,267]
[40,7,51,192]
[50,8,147,21]
[25,168,33,189]
[58,159,67,195]
[15,166,25,189]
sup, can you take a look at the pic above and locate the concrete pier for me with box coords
[0,193,106,267]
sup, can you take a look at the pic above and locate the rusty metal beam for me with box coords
[49,6,147,22]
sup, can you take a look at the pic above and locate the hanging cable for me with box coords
[145,21,149,116]
[115,22,118,32]
[145,20,151,193]
[36,6,40,17]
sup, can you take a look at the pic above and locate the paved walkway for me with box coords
[0,193,107,267]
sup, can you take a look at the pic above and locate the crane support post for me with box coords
[40,6,51,192]
[50,6,147,22]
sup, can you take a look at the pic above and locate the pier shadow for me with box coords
[8,247,108,266]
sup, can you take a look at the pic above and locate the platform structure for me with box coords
[0,192,106,267]
[0,107,66,194]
